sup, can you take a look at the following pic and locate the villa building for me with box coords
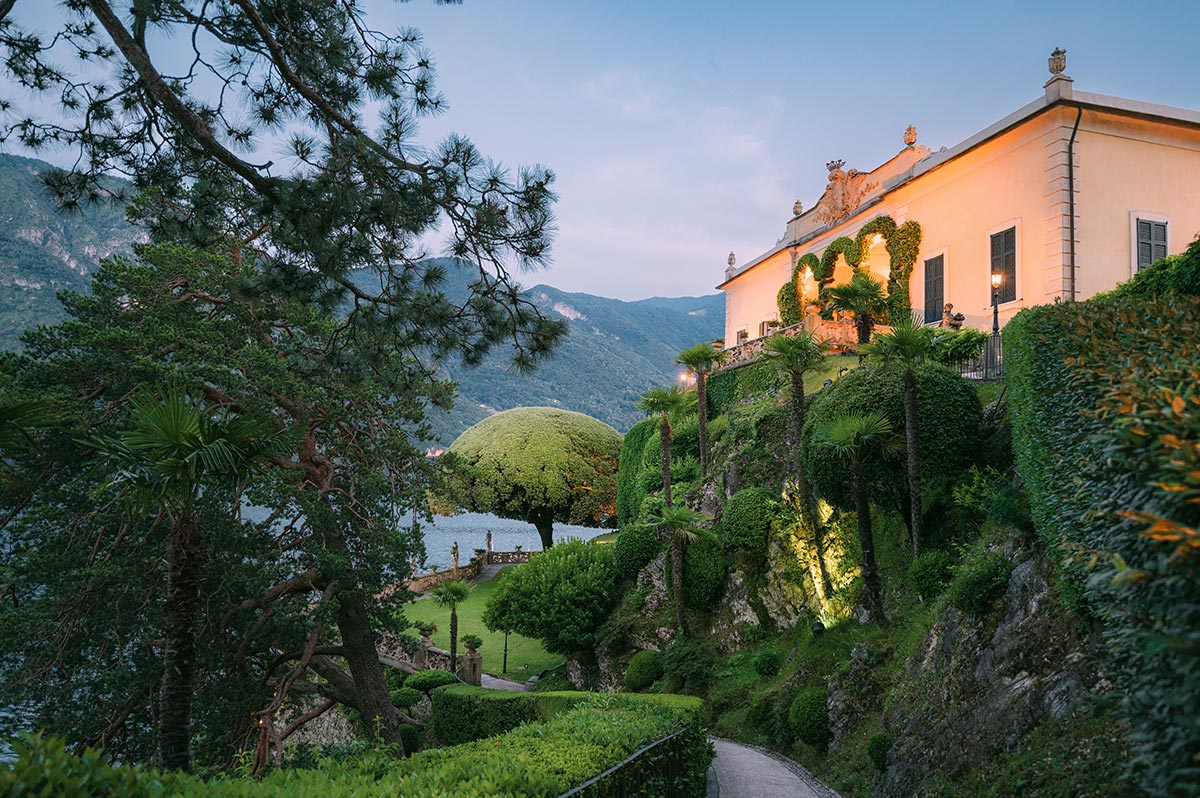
[718,50,1200,348]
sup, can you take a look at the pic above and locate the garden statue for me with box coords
[451,541,460,576]
[941,303,965,330]
[486,530,493,555]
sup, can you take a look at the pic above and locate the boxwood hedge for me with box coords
[1005,293,1200,797]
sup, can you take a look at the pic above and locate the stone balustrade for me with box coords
[716,312,890,373]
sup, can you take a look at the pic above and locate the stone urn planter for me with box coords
[461,634,483,652]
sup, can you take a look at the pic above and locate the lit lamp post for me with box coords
[990,272,1002,334]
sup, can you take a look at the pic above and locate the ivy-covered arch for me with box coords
[775,214,922,324]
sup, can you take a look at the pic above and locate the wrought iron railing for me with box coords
[946,333,1003,380]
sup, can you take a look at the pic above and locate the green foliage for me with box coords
[1005,292,1200,796]
[404,670,459,694]
[907,550,956,601]
[930,327,989,364]
[439,407,622,540]
[705,359,780,417]
[624,650,664,692]
[777,280,802,327]
[720,487,778,568]
[0,733,161,798]
[389,687,424,710]
[867,732,893,771]
[952,465,1005,517]
[662,636,719,695]
[664,529,727,609]
[429,685,584,744]
[398,726,421,757]
[483,539,619,656]
[5,695,712,798]
[616,417,657,527]
[752,650,783,677]
[613,524,662,578]
[803,362,982,513]
[946,547,1013,616]
[788,687,832,750]
[1110,235,1200,299]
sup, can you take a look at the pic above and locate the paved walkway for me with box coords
[707,738,840,798]
[472,563,510,584]
[480,673,528,691]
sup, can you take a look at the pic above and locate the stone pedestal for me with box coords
[461,650,483,686]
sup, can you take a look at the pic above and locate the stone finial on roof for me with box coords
[1049,48,1067,76]
[792,199,803,216]
[904,125,917,146]
[727,251,736,268]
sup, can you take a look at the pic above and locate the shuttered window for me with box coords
[989,227,1016,304]
[1136,219,1168,271]
[923,255,944,323]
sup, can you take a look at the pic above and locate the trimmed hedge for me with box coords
[802,362,982,514]
[613,524,662,578]
[1005,293,1200,797]
[720,487,777,568]
[5,694,712,798]
[1108,235,1200,298]
[624,649,664,692]
[616,417,657,527]
[405,669,458,693]
[706,359,780,418]
[665,529,726,609]
[788,687,832,750]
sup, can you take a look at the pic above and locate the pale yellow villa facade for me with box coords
[718,51,1200,347]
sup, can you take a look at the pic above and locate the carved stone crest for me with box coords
[814,159,878,226]
[792,199,804,217]
[904,125,917,146]
[1049,48,1066,75]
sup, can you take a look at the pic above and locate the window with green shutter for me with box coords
[923,254,944,323]
[989,227,1016,304]
[1136,219,1168,271]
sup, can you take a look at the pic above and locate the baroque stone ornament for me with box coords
[814,160,879,226]
[792,199,804,216]
[1049,47,1067,75]
[727,251,736,268]
[904,125,917,146]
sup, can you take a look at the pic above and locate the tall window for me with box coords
[989,227,1016,304]
[1136,219,1168,271]
[923,255,944,323]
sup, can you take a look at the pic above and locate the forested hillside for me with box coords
[0,154,723,443]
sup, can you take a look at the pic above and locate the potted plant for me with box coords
[461,634,483,652]
[417,622,437,639]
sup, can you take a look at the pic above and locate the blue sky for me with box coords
[8,1,1200,299]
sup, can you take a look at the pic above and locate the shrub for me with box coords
[777,280,802,327]
[930,326,988,364]
[867,732,893,771]
[662,636,718,695]
[404,669,458,693]
[616,417,657,527]
[720,487,777,568]
[706,359,780,417]
[390,686,424,709]
[907,550,956,600]
[788,687,832,750]
[1110,236,1200,299]
[429,685,582,744]
[752,650,782,677]
[624,650,664,692]
[671,453,700,484]
[1005,292,1200,796]
[0,733,161,798]
[398,725,421,756]
[802,362,982,514]
[483,539,619,656]
[665,529,726,609]
[946,547,1012,615]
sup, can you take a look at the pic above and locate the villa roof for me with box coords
[717,88,1200,290]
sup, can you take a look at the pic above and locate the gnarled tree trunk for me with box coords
[335,591,406,753]
[159,512,204,771]
[531,506,555,549]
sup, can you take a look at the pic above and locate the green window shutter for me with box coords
[923,255,944,323]
[990,227,1017,304]
[1137,218,1168,270]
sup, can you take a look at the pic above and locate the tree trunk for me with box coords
[449,607,459,674]
[670,535,685,630]
[335,593,406,753]
[791,373,833,597]
[903,366,923,555]
[659,416,672,508]
[531,507,554,549]
[696,373,708,477]
[851,460,887,626]
[158,512,204,771]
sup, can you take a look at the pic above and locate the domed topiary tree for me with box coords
[438,407,622,549]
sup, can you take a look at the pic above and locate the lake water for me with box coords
[416,512,607,569]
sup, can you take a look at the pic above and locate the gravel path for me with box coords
[707,737,841,798]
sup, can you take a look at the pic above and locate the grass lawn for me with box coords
[403,567,562,678]
[807,354,859,393]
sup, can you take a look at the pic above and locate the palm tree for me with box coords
[430,579,472,674]
[676,343,728,476]
[814,411,902,626]
[861,315,935,555]
[827,270,889,349]
[762,332,833,596]
[636,386,692,508]
[89,387,281,771]
[645,504,709,630]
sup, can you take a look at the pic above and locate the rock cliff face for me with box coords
[876,547,1105,798]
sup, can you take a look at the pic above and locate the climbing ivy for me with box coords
[776,281,802,327]
[775,215,922,325]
